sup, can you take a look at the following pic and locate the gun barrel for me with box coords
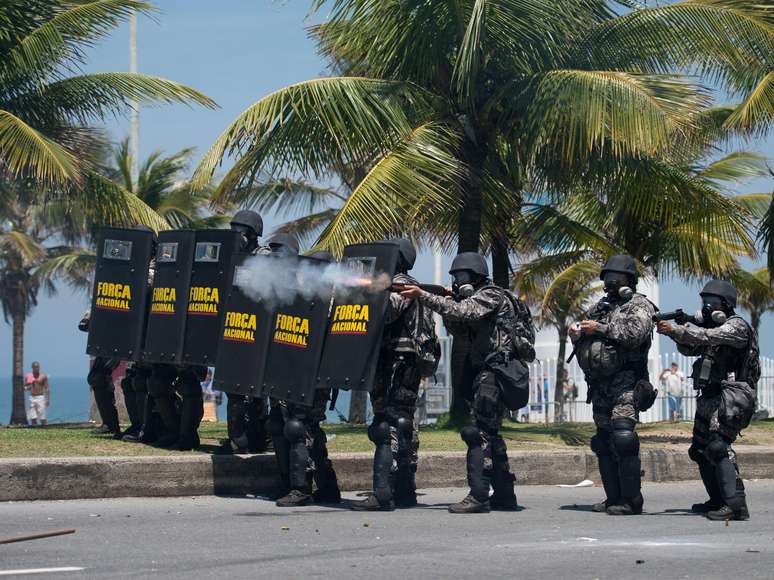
[392,282,449,296]
[653,308,684,323]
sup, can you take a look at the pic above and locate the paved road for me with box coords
[2,481,773,579]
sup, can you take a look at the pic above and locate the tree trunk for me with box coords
[751,309,761,335]
[448,337,472,426]
[491,236,510,288]
[348,389,368,424]
[10,311,27,425]
[554,324,569,423]
[457,138,487,253]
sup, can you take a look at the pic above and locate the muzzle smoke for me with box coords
[234,256,392,306]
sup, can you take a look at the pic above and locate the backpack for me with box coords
[412,300,441,378]
[488,287,536,410]
[737,318,761,389]
[501,289,536,363]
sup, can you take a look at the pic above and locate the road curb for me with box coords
[2,446,773,502]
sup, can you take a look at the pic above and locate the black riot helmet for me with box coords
[230,210,263,237]
[700,279,737,310]
[449,252,489,298]
[600,254,638,300]
[230,210,263,252]
[388,238,416,272]
[266,233,300,257]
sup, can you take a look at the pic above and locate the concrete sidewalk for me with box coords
[3,446,774,501]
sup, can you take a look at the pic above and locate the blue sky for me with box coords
[1,1,772,379]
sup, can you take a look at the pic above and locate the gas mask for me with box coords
[231,225,257,253]
[602,272,633,302]
[452,270,476,298]
[695,295,727,327]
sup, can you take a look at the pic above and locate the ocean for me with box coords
[0,377,354,425]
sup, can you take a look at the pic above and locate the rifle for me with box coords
[391,282,451,297]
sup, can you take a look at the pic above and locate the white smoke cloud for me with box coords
[233,256,392,307]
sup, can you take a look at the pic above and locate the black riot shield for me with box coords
[142,230,196,364]
[86,227,155,361]
[181,230,241,367]
[261,256,334,404]
[315,242,400,392]
[213,253,274,396]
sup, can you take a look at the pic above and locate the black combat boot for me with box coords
[692,462,723,513]
[593,455,621,512]
[606,493,643,516]
[276,488,313,507]
[350,493,395,511]
[490,470,518,511]
[448,494,491,514]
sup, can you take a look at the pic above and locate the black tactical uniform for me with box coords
[659,280,756,521]
[86,353,121,436]
[350,239,426,511]
[212,211,272,455]
[417,252,534,514]
[573,255,655,516]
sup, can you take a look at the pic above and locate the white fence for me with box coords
[425,337,774,424]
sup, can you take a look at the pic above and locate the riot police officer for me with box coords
[570,254,655,516]
[400,252,534,513]
[270,249,342,506]
[212,210,271,454]
[83,224,158,438]
[349,239,427,511]
[657,280,757,521]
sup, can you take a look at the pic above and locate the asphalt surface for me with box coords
[2,481,774,579]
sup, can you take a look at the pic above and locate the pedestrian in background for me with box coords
[660,363,685,422]
[24,361,50,427]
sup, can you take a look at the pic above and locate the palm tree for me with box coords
[733,267,774,334]
[192,1,774,286]
[106,138,229,229]
[0,0,215,189]
[518,266,599,422]
[0,177,164,424]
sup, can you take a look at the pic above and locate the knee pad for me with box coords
[705,438,729,465]
[460,425,481,447]
[611,419,639,458]
[396,417,413,438]
[688,444,704,464]
[283,419,305,443]
[590,432,612,457]
[368,421,391,444]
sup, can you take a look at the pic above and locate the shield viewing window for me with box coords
[344,256,377,278]
[233,265,251,287]
[195,242,221,262]
[157,242,179,263]
[103,239,132,261]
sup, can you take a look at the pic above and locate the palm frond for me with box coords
[35,248,95,291]
[233,178,345,217]
[725,70,774,133]
[9,1,154,77]
[0,230,46,264]
[515,71,709,160]
[0,108,80,183]
[698,151,770,184]
[72,172,168,230]
[16,73,217,124]
[193,77,432,197]
[315,122,463,255]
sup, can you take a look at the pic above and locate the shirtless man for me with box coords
[25,362,50,426]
